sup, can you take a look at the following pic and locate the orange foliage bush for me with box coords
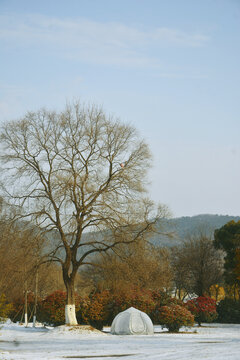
[158,304,194,332]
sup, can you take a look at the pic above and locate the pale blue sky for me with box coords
[0,0,239,217]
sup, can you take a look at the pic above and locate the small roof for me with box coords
[110,307,154,335]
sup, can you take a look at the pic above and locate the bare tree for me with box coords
[171,231,224,298]
[81,237,173,294]
[0,218,55,301]
[0,102,166,325]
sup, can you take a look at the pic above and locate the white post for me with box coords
[33,269,38,327]
[24,280,28,327]
[24,312,28,327]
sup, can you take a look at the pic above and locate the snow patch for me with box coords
[0,323,240,359]
[50,324,107,336]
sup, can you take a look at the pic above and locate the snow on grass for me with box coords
[0,322,240,360]
[50,325,108,337]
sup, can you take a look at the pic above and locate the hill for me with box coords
[16,213,240,253]
[151,214,240,248]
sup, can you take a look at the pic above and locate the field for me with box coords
[0,322,239,360]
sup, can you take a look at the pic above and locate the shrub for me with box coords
[150,290,184,324]
[76,289,187,330]
[38,291,67,325]
[77,287,156,330]
[109,288,155,320]
[217,298,240,323]
[38,291,81,326]
[0,294,13,320]
[158,304,194,332]
[9,292,35,323]
[77,290,110,330]
[186,296,217,325]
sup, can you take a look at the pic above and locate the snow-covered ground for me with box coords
[0,322,239,360]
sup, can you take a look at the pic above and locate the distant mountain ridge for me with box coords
[18,213,240,253]
[151,214,240,248]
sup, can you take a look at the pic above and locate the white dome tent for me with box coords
[110,307,154,335]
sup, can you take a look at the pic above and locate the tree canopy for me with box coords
[214,220,240,292]
[172,231,224,298]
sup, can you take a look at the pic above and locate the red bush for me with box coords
[38,291,81,326]
[78,290,111,329]
[109,288,155,317]
[150,291,184,324]
[186,296,217,325]
[158,304,194,332]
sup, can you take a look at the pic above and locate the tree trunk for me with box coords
[64,275,78,325]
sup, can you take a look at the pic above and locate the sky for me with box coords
[0,0,239,218]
